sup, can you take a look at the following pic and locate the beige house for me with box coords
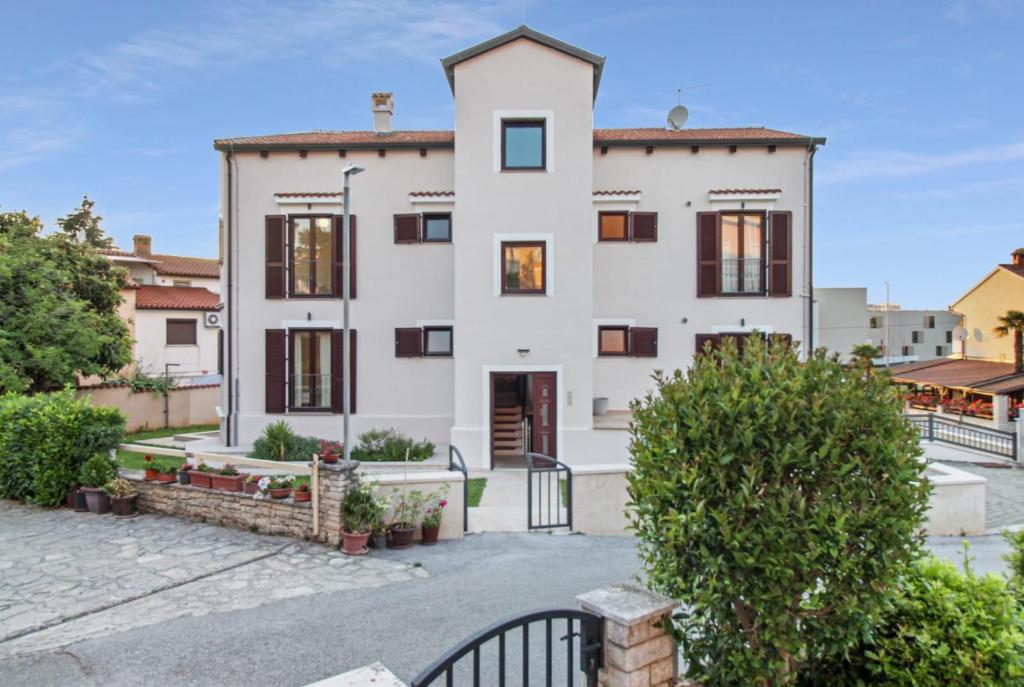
[213,26,825,467]
[952,248,1024,363]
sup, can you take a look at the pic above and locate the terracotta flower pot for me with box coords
[210,474,243,492]
[321,453,339,464]
[81,487,111,515]
[421,525,440,545]
[177,470,191,485]
[73,489,89,512]
[293,489,311,503]
[243,480,261,495]
[144,468,158,481]
[111,495,138,518]
[189,471,212,488]
[341,530,370,555]
[269,487,292,500]
[388,524,415,549]
[156,473,176,484]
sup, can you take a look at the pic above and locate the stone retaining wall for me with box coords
[125,462,359,545]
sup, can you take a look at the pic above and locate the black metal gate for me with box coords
[411,609,603,687]
[527,452,572,530]
[449,445,468,532]
[906,413,1017,461]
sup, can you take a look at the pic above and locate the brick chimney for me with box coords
[372,92,393,134]
[1012,247,1024,266]
[133,234,152,257]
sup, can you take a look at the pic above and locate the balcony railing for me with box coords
[291,373,331,410]
[721,257,764,294]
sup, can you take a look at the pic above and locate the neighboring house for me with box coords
[100,234,222,383]
[213,26,825,467]
[951,248,1024,363]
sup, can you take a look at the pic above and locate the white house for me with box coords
[214,26,824,468]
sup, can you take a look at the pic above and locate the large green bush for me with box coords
[801,555,1024,686]
[628,336,929,686]
[351,428,435,462]
[0,389,125,504]
[250,421,319,462]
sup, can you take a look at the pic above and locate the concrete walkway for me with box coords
[469,469,527,532]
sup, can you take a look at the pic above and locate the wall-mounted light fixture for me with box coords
[680,317,688,324]
[517,348,530,358]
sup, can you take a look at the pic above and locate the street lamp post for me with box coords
[342,163,364,462]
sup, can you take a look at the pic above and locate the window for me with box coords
[925,315,935,328]
[902,345,913,356]
[911,330,922,344]
[172,279,191,288]
[720,213,765,294]
[424,326,453,356]
[598,212,658,242]
[395,213,452,243]
[597,326,658,357]
[290,330,331,410]
[936,345,946,357]
[870,317,880,329]
[423,214,452,242]
[166,319,197,345]
[501,241,546,294]
[501,120,545,170]
[695,332,792,358]
[946,330,953,344]
[291,216,333,295]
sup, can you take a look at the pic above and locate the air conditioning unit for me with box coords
[204,311,222,328]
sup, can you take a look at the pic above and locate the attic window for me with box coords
[501,120,546,171]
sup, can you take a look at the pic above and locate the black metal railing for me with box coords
[527,452,572,530]
[449,445,468,533]
[905,413,1017,461]
[411,608,603,687]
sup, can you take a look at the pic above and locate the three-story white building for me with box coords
[214,27,824,468]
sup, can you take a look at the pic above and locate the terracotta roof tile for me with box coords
[150,254,220,278]
[889,358,1024,393]
[593,189,641,195]
[708,188,782,195]
[409,190,454,197]
[215,130,455,148]
[136,285,220,311]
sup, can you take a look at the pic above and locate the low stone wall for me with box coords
[572,464,633,536]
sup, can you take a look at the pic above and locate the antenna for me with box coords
[667,83,710,130]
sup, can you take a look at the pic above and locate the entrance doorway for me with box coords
[489,371,557,469]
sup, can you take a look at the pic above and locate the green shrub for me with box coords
[79,453,118,488]
[250,421,321,462]
[350,428,434,462]
[628,336,929,686]
[802,555,1024,686]
[1006,529,1024,600]
[0,389,125,504]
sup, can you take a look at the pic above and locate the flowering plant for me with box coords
[219,463,239,476]
[195,463,217,473]
[265,475,295,490]
[420,486,450,529]
[319,439,342,457]
[180,462,195,472]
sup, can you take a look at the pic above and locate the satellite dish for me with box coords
[667,105,688,130]
[953,326,968,342]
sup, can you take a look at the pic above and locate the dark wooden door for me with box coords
[530,372,557,458]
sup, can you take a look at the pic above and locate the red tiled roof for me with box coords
[409,190,454,197]
[214,127,823,150]
[150,254,219,278]
[136,285,220,311]
[1000,263,1024,279]
[274,192,342,198]
[593,189,641,195]
[889,358,1024,393]
[708,188,782,195]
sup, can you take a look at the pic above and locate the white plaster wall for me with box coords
[867,309,960,361]
[225,147,455,447]
[814,287,870,362]
[450,39,596,467]
[156,275,221,294]
[924,462,986,536]
[134,309,220,378]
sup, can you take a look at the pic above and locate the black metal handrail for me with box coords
[905,413,1017,461]
[527,452,572,530]
[411,608,603,687]
[448,445,468,532]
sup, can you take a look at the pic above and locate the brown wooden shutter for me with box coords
[265,329,286,413]
[694,334,720,356]
[331,329,357,414]
[265,216,286,299]
[395,328,423,357]
[697,212,720,297]
[768,211,792,297]
[631,212,658,242]
[394,214,421,243]
[332,215,358,299]
[629,327,658,357]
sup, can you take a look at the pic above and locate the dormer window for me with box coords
[501,120,546,170]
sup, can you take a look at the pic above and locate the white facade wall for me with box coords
[867,308,960,363]
[134,309,220,378]
[814,287,871,362]
[155,274,220,294]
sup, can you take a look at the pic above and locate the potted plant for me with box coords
[143,455,159,481]
[105,477,139,518]
[319,439,342,464]
[73,488,89,512]
[210,463,243,492]
[243,473,261,495]
[369,492,390,549]
[177,462,194,485]
[419,487,450,545]
[293,482,312,502]
[79,454,118,514]
[156,464,177,484]
[340,481,380,555]
[388,488,423,549]
[266,475,294,499]
[189,463,216,488]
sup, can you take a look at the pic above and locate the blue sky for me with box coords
[1,1,1021,309]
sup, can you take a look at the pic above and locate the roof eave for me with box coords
[213,140,454,152]
[594,136,827,148]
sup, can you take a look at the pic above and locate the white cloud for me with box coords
[0,128,79,172]
[821,141,1024,183]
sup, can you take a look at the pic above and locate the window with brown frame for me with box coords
[597,326,658,357]
[501,119,546,170]
[395,326,454,357]
[290,216,333,296]
[501,241,546,294]
[598,211,658,242]
[394,213,452,243]
[697,211,789,298]
[289,330,332,411]
[720,212,765,294]
[424,326,453,356]
[166,318,197,345]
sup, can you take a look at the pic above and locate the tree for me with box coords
[56,195,114,249]
[0,208,132,393]
[628,336,929,687]
[849,343,881,371]
[994,310,1024,374]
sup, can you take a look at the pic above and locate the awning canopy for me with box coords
[889,358,1024,394]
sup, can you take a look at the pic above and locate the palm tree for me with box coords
[994,310,1024,374]
[850,343,882,371]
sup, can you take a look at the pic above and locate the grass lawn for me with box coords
[124,423,218,444]
[467,478,487,507]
